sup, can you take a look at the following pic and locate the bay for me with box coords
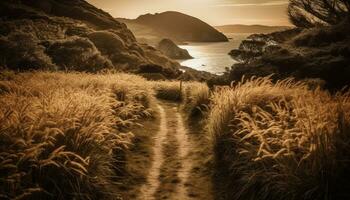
[178,33,250,74]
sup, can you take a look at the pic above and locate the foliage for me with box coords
[0,71,153,199]
[152,81,183,101]
[0,32,56,70]
[288,0,350,28]
[46,37,113,72]
[182,82,210,117]
[207,76,350,200]
[87,31,127,55]
[228,25,350,89]
[152,81,210,117]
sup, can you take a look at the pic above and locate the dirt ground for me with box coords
[119,101,214,200]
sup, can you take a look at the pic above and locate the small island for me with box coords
[157,39,193,60]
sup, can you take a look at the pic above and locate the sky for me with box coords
[87,0,290,26]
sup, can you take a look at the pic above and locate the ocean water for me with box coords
[178,33,250,74]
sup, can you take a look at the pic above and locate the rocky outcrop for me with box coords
[157,39,192,60]
[118,11,228,43]
[0,0,213,80]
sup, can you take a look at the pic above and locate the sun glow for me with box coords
[87,0,290,26]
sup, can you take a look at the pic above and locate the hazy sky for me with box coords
[87,0,290,26]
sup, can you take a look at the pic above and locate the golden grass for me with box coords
[0,71,153,199]
[182,82,210,117]
[151,80,210,117]
[4,70,347,199]
[208,76,350,200]
[152,80,183,101]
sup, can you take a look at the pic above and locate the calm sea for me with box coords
[178,33,250,74]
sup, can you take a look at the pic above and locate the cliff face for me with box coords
[0,0,199,79]
[228,22,350,89]
[119,11,228,43]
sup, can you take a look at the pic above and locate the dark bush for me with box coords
[0,32,56,70]
[139,73,167,81]
[87,31,148,69]
[288,0,350,28]
[87,31,126,55]
[46,37,113,72]
[229,49,262,63]
[293,22,350,47]
[137,64,163,73]
[239,40,266,52]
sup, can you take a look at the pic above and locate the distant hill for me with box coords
[117,11,228,44]
[215,24,291,34]
[0,0,214,80]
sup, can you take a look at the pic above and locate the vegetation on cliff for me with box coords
[0,0,211,81]
[223,0,350,90]
[226,21,350,89]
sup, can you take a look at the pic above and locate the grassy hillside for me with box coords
[149,74,350,200]
[0,70,210,199]
[227,20,350,89]
[0,0,212,81]
[1,69,349,199]
[149,75,350,200]
[0,71,155,199]
[2,1,350,200]
[207,77,350,200]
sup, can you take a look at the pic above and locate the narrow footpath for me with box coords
[138,101,213,200]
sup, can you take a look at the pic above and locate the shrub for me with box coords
[138,64,163,74]
[0,32,56,70]
[46,37,113,72]
[139,73,167,81]
[153,81,183,101]
[87,31,126,55]
[0,69,16,81]
[208,76,350,200]
[87,31,148,70]
[288,0,350,28]
[0,18,66,41]
[152,80,210,118]
[182,82,210,117]
[293,22,350,47]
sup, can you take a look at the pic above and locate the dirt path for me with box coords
[174,112,191,200]
[139,104,167,199]
[138,101,213,200]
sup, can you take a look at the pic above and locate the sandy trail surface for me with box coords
[138,101,208,200]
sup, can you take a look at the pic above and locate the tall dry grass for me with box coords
[182,82,210,117]
[0,71,153,199]
[152,81,210,117]
[152,81,183,101]
[208,76,350,200]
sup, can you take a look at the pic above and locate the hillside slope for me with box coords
[0,0,212,80]
[226,21,350,89]
[118,11,228,44]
